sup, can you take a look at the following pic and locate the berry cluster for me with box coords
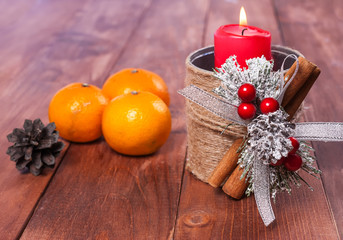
[270,137,303,171]
[237,83,280,120]
[237,84,256,119]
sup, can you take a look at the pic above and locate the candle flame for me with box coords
[239,6,247,25]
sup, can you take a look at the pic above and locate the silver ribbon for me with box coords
[178,84,343,226]
[294,122,343,141]
[178,85,248,125]
[254,154,275,226]
[276,54,299,104]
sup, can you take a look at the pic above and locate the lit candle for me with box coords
[214,7,272,69]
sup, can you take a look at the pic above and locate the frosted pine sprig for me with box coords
[213,56,282,106]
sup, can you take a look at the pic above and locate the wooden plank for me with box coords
[20,0,209,239]
[0,0,152,239]
[21,138,187,239]
[174,0,339,239]
[175,171,337,239]
[274,0,343,237]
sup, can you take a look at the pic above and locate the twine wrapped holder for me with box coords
[184,45,303,183]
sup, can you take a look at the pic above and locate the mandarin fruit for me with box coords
[49,83,108,142]
[102,68,170,106]
[102,91,171,156]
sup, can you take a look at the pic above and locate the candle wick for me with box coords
[242,28,248,36]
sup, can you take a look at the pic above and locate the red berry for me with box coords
[284,154,302,171]
[237,103,256,120]
[260,98,279,114]
[238,83,256,102]
[289,137,299,154]
[270,156,286,166]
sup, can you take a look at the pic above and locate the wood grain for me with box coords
[19,0,209,239]
[0,0,152,239]
[174,0,339,239]
[0,0,341,239]
[175,171,337,240]
[274,0,343,237]
[21,137,187,239]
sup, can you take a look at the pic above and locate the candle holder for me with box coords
[184,45,303,183]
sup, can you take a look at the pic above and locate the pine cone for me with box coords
[6,119,65,176]
[247,110,295,164]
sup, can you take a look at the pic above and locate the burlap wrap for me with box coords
[185,45,303,182]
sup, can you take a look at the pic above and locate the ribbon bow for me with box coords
[178,57,343,226]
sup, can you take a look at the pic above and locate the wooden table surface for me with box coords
[1,0,342,239]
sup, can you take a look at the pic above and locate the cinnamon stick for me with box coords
[281,57,317,107]
[222,166,249,199]
[285,67,321,119]
[208,138,244,188]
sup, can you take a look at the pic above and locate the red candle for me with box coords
[214,8,271,69]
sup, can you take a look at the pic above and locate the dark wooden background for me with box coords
[0,0,342,239]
